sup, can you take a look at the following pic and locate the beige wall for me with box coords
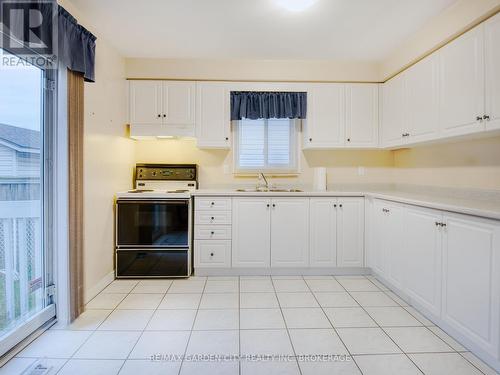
[60,0,135,301]
[379,0,500,80]
[134,138,394,188]
[393,136,500,190]
[126,59,380,82]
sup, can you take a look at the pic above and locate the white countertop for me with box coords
[192,188,500,220]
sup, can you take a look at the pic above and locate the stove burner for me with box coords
[127,189,154,193]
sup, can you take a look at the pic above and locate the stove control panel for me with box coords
[135,164,197,181]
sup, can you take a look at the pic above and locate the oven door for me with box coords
[116,199,190,248]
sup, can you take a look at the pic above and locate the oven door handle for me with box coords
[117,200,189,205]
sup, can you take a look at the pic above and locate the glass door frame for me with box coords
[0,42,57,357]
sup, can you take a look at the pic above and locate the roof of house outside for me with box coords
[0,123,40,150]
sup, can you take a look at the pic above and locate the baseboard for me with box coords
[194,267,370,276]
[84,270,115,304]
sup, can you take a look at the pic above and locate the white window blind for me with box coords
[234,118,298,173]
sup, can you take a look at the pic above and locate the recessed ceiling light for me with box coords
[274,0,317,12]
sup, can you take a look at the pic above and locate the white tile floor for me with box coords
[2,275,498,375]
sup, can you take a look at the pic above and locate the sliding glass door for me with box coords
[0,48,55,355]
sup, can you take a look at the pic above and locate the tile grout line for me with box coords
[177,277,207,375]
[303,275,365,375]
[115,279,174,374]
[269,275,303,375]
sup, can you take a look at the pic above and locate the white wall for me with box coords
[59,0,135,302]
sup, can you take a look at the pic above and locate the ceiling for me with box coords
[70,0,456,61]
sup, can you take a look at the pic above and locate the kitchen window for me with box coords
[233,118,299,173]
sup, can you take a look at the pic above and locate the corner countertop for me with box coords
[192,188,500,221]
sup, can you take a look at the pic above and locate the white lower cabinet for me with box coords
[441,213,500,358]
[404,206,442,317]
[232,198,271,267]
[271,198,309,267]
[337,198,365,267]
[309,199,337,267]
[370,199,500,368]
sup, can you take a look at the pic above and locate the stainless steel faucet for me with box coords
[258,172,269,190]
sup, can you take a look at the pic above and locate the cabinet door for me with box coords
[163,82,195,125]
[404,206,442,317]
[442,213,500,358]
[371,200,388,276]
[381,75,404,147]
[405,54,440,144]
[271,198,309,267]
[232,198,271,267]
[384,203,405,290]
[129,80,162,125]
[439,25,485,137]
[345,84,379,148]
[196,83,230,149]
[304,84,345,148]
[485,12,500,131]
[337,198,364,267]
[309,198,337,267]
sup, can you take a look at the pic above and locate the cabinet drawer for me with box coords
[195,211,231,225]
[195,225,232,240]
[195,197,232,211]
[194,240,231,268]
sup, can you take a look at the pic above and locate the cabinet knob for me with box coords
[266,204,270,207]
[211,231,215,235]
[334,204,337,208]
[476,116,483,122]
[309,138,312,142]
[211,216,214,220]
[339,204,343,208]
[163,114,166,118]
[435,221,440,226]
[210,252,214,257]
[272,203,276,208]
[483,115,490,121]
[211,202,215,205]
[347,138,351,142]
[157,114,161,118]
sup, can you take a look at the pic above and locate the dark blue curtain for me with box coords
[231,91,307,121]
[0,0,96,82]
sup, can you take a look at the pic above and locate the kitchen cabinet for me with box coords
[303,84,345,148]
[441,213,500,359]
[381,74,405,147]
[129,80,195,126]
[485,12,500,132]
[372,200,404,289]
[309,199,337,267]
[337,198,365,267]
[232,198,271,267]
[271,198,309,267]
[404,206,442,317]
[439,25,485,137]
[345,84,379,148]
[405,54,440,144]
[195,82,231,149]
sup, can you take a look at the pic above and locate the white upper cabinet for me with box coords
[232,198,271,268]
[129,80,163,125]
[485,12,500,131]
[345,84,379,148]
[195,82,231,149]
[381,74,405,147]
[441,213,500,358]
[439,25,485,137]
[404,206,442,317]
[405,54,440,144]
[337,198,365,267]
[303,84,345,148]
[129,80,195,137]
[309,198,337,267]
[162,81,195,125]
[271,198,309,267]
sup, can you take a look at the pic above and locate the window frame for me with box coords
[232,118,301,175]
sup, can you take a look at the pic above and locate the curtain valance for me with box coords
[230,91,307,121]
[0,0,96,82]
